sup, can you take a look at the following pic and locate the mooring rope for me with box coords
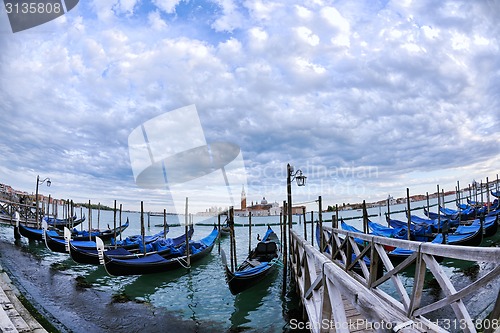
[174,256,191,269]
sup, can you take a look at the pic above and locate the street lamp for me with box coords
[287,163,306,228]
[35,175,51,227]
[283,163,306,296]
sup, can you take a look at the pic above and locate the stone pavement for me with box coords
[0,263,48,333]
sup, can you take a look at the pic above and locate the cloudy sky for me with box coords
[1,0,499,213]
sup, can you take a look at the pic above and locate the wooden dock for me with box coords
[288,225,500,333]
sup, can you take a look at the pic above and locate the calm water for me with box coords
[1,195,498,332]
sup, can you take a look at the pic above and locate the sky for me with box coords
[0,0,499,213]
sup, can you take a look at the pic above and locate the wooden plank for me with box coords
[373,244,411,310]
[414,265,500,317]
[305,275,323,300]
[347,239,370,280]
[422,254,476,333]
[408,250,427,317]
[323,278,349,333]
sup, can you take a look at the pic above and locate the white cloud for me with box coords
[1,0,499,211]
[153,0,182,14]
[148,10,168,31]
[295,26,320,46]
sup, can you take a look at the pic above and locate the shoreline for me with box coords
[0,231,221,333]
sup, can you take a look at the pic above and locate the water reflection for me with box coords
[229,270,278,330]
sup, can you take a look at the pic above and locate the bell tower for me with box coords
[241,185,247,210]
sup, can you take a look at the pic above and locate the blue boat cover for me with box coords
[234,262,270,277]
[111,230,165,246]
[368,221,408,239]
[108,228,218,265]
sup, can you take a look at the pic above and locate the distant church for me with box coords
[234,185,281,217]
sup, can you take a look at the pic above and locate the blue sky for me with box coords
[1,0,499,212]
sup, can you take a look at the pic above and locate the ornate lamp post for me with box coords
[35,175,51,227]
[282,163,306,296]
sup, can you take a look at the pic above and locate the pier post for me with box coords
[282,201,288,297]
[406,189,411,240]
[248,212,252,255]
[98,202,101,230]
[310,211,314,246]
[70,200,74,229]
[437,185,441,234]
[163,209,168,238]
[318,196,323,253]
[486,177,490,213]
[230,206,236,271]
[386,197,391,226]
[88,200,92,236]
[229,211,234,271]
[426,192,429,215]
[113,200,117,242]
[302,207,307,241]
[481,180,484,204]
[47,195,51,221]
[217,213,221,254]
[185,198,190,268]
[363,200,368,235]
[119,204,123,241]
[141,201,146,255]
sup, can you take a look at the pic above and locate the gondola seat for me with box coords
[254,241,278,261]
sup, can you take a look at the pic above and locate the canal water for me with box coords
[0,195,498,332]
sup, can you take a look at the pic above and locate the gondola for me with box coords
[467,214,498,238]
[440,206,477,221]
[43,214,86,229]
[367,220,408,239]
[97,226,219,276]
[43,224,171,254]
[386,217,434,241]
[220,224,231,237]
[69,227,193,265]
[408,214,459,233]
[17,220,129,242]
[109,229,168,249]
[17,221,62,241]
[423,207,459,221]
[70,218,130,241]
[222,226,281,295]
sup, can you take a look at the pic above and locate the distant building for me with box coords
[234,185,304,216]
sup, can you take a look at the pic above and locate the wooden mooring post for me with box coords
[318,196,323,253]
[248,212,252,255]
[406,188,411,240]
[302,207,307,241]
[282,201,288,297]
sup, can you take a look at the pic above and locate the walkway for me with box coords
[0,263,47,333]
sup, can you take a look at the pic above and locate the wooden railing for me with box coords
[0,199,37,225]
[289,226,500,333]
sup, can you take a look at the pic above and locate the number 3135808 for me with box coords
[5,2,62,14]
